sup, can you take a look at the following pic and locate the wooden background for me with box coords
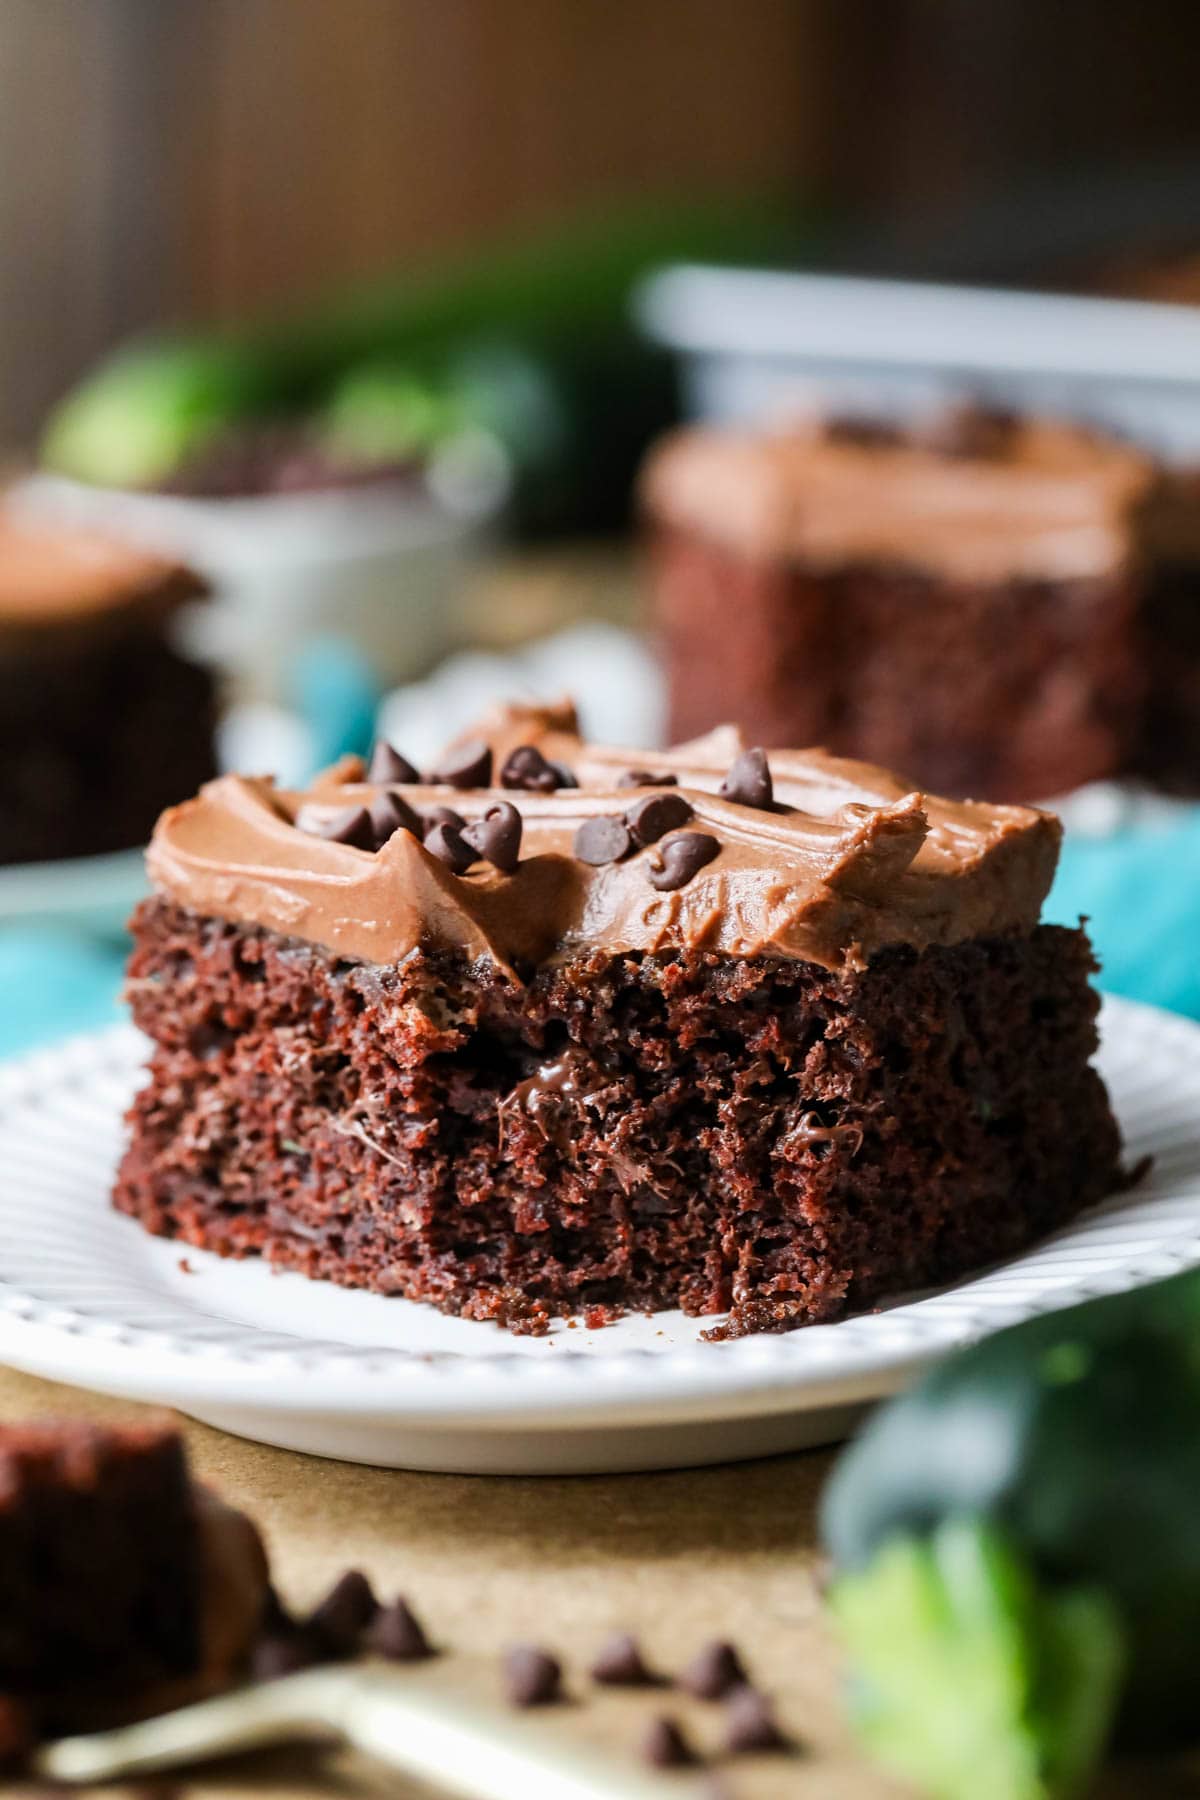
[3,0,1200,444]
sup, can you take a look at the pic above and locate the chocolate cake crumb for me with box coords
[503,1644,562,1707]
[648,831,720,891]
[367,741,419,786]
[370,1596,435,1662]
[722,1685,788,1754]
[590,1631,657,1687]
[428,740,493,789]
[680,1640,747,1700]
[640,1716,698,1768]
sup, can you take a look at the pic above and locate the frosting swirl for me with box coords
[147,702,1062,977]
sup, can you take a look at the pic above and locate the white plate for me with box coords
[1,997,1198,1475]
[0,847,146,935]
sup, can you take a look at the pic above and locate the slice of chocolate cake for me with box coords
[0,1419,269,1751]
[641,410,1200,801]
[0,511,215,865]
[114,701,1120,1338]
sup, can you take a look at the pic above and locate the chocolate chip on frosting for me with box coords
[590,1630,657,1687]
[422,804,466,834]
[575,815,633,865]
[428,739,493,789]
[679,1639,746,1700]
[369,789,422,850]
[463,801,523,873]
[625,791,694,847]
[500,744,576,792]
[719,747,773,809]
[370,1595,435,1662]
[425,821,478,873]
[503,1643,562,1707]
[640,1716,698,1768]
[722,1685,788,1754]
[367,740,420,786]
[295,803,375,851]
[617,768,678,788]
[308,1568,378,1656]
[648,831,719,891]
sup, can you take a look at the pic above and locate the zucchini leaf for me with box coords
[830,1517,1124,1800]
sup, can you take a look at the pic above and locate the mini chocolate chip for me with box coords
[679,1639,747,1700]
[423,804,466,834]
[295,803,375,850]
[462,801,523,873]
[369,789,422,849]
[617,768,678,788]
[308,1569,379,1655]
[367,740,420,785]
[722,1685,788,1754]
[503,1644,562,1707]
[500,744,574,793]
[625,791,694,847]
[575,815,633,865]
[370,1595,435,1662]
[640,1717,697,1768]
[591,1631,657,1687]
[648,831,719,891]
[719,747,773,809]
[428,739,493,789]
[425,822,478,873]
[251,1628,323,1681]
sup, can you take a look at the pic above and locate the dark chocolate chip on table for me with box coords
[648,832,720,891]
[625,791,693,847]
[679,1639,746,1700]
[366,739,420,785]
[575,815,633,865]
[425,821,478,873]
[722,1685,788,1754]
[617,767,678,788]
[503,1643,562,1707]
[640,1716,698,1768]
[719,747,773,810]
[500,743,576,792]
[462,800,523,873]
[370,1595,435,1662]
[590,1629,657,1687]
[427,739,493,789]
[369,789,422,849]
[295,803,375,850]
[308,1568,379,1654]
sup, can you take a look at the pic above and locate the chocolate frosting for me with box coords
[147,701,1061,978]
[639,415,1172,584]
[0,511,203,638]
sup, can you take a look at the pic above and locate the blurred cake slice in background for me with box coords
[0,509,214,866]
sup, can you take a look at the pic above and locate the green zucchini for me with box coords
[822,1267,1200,1798]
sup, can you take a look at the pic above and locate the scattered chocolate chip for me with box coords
[367,740,420,785]
[423,804,466,834]
[719,748,773,809]
[640,1716,698,1768]
[625,791,694,847]
[308,1569,379,1655]
[503,1643,562,1707]
[679,1639,747,1700]
[370,1595,435,1662]
[369,789,422,849]
[617,768,678,788]
[251,1628,323,1681]
[462,801,523,873]
[428,739,493,789]
[575,815,633,865]
[648,831,720,891]
[295,802,376,850]
[425,822,478,873]
[500,744,574,793]
[590,1630,657,1687]
[722,1685,788,1754]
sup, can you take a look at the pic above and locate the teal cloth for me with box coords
[3,809,1199,1061]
